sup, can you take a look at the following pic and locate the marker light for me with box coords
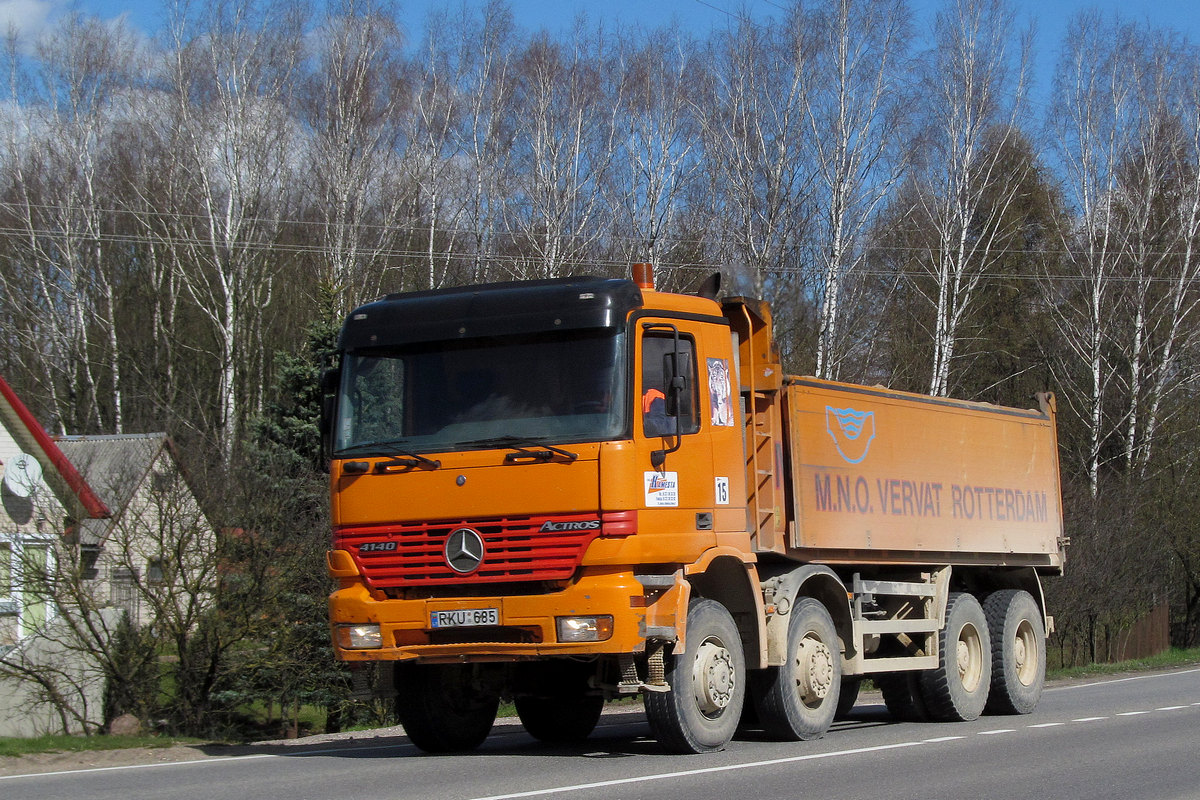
[337,623,383,649]
[556,616,614,643]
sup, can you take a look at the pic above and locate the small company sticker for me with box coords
[645,471,679,507]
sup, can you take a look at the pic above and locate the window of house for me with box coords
[151,469,177,496]
[110,567,138,618]
[80,546,100,581]
[0,614,16,649]
[0,542,10,597]
[21,545,49,633]
[147,559,165,584]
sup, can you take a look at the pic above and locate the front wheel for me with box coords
[514,660,604,743]
[752,598,841,740]
[919,592,991,721]
[395,663,500,753]
[645,598,746,754]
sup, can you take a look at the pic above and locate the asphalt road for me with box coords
[3,667,1198,800]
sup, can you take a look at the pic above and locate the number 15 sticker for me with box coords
[715,476,730,505]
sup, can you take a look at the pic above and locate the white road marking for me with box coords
[1028,722,1065,728]
[0,741,413,782]
[1049,667,1200,692]
[978,729,1015,735]
[466,741,925,800]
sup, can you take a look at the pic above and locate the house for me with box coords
[0,376,111,652]
[1,375,214,736]
[54,433,212,629]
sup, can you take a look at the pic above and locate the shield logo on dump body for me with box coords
[825,406,876,464]
[444,528,485,573]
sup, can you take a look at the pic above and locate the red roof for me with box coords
[0,374,110,519]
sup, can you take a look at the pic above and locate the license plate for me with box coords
[431,607,499,628]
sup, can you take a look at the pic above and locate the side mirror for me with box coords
[319,365,341,468]
[665,374,686,416]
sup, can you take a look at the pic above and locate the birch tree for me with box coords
[301,0,412,311]
[1048,13,1144,495]
[894,0,1031,398]
[700,10,814,351]
[704,13,809,279]
[806,0,911,380]
[443,0,519,283]
[506,24,617,279]
[1110,35,1200,479]
[606,25,704,285]
[162,0,304,461]
[0,16,139,434]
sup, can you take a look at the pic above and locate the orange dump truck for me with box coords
[321,265,1065,754]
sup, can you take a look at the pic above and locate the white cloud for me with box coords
[0,0,62,40]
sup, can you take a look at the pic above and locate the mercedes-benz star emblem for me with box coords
[444,527,485,573]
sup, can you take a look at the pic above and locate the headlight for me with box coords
[337,623,383,649]
[556,616,614,643]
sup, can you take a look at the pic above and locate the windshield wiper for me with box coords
[334,440,441,470]
[455,436,578,463]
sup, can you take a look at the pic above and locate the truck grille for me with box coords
[335,512,619,588]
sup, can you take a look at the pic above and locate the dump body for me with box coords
[781,378,1064,568]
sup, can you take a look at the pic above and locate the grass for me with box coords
[3,647,1198,759]
[0,733,205,759]
[1046,646,1200,681]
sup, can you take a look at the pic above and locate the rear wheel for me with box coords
[395,663,500,753]
[753,598,841,740]
[645,598,746,753]
[919,592,991,721]
[984,589,1046,715]
[877,671,930,722]
[514,661,604,743]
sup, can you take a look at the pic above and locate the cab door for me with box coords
[633,322,717,559]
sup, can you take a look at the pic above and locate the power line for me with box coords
[5,222,1200,286]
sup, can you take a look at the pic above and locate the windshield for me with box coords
[334,329,627,455]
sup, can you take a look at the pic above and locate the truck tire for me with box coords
[395,663,500,753]
[919,592,991,721]
[983,589,1046,715]
[835,676,862,720]
[514,661,604,743]
[516,695,604,743]
[645,598,746,753]
[877,671,930,722]
[752,598,841,740]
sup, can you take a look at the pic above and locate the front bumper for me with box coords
[328,564,651,663]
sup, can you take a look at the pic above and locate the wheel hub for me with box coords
[1014,618,1038,686]
[956,623,983,692]
[693,639,736,715]
[794,637,834,705]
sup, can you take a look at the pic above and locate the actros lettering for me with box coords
[539,520,602,533]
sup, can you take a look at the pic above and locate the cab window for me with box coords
[642,333,699,437]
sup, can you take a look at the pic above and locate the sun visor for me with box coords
[338,277,643,351]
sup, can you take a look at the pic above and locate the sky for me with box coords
[3,0,1200,42]
[3,0,1200,94]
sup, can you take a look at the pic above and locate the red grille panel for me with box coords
[335,513,608,587]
